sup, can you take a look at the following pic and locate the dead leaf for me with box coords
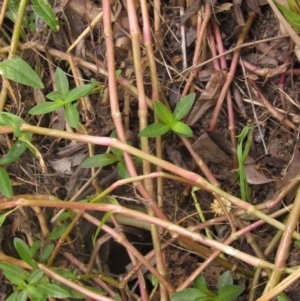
[244,157,274,184]
[281,148,300,204]
[246,0,263,16]
[187,70,225,126]
[192,132,232,166]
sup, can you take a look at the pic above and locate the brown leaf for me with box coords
[187,70,225,125]
[192,132,232,166]
[244,157,274,184]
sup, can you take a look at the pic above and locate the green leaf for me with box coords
[117,160,130,179]
[277,296,289,301]
[17,290,28,301]
[173,93,196,121]
[54,68,69,95]
[81,153,119,168]
[151,275,159,286]
[194,275,207,289]
[28,269,44,285]
[39,244,54,262]
[46,90,62,101]
[154,101,174,125]
[0,111,25,127]
[171,121,193,137]
[37,283,70,298]
[0,262,27,282]
[139,123,171,137]
[275,1,300,31]
[27,285,45,298]
[0,208,18,227]
[32,0,59,32]
[193,275,217,298]
[29,240,41,258]
[6,291,19,301]
[93,211,114,245]
[28,102,61,115]
[0,140,28,165]
[65,103,79,129]
[3,272,27,286]
[48,224,69,240]
[14,237,39,269]
[218,285,243,301]
[0,262,27,276]
[171,288,206,301]
[217,271,233,289]
[63,83,95,104]
[287,0,300,13]
[0,168,12,197]
[195,298,216,301]
[0,56,44,88]
[295,240,300,248]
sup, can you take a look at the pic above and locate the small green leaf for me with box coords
[0,208,18,227]
[218,285,243,301]
[29,102,61,115]
[217,271,233,289]
[173,93,196,121]
[64,83,95,104]
[0,112,25,127]
[154,101,174,125]
[46,90,62,101]
[3,272,27,286]
[195,297,216,301]
[275,1,300,31]
[39,244,54,262]
[0,56,44,88]
[27,285,46,299]
[81,154,119,168]
[48,224,69,240]
[171,288,206,301]
[29,240,41,257]
[65,103,79,129]
[14,237,39,269]
[151,275,159,286]
[295,240,300,248]
[32,0,59,32]
[115,70,122,78]
[139,123,171,137]
[194,275,207,290]
[287,0,300,13]
[117,160,130,178]
[93,211,114,245]
[28,270,44,285]
[0,140,28,165]
[0,168,12,197]
[6,291,19,301]
[17,290,28,301]
[277,296,289,301]
[54,68,69,95]
[37,283,70,298]
[171,121,193,137]
[0,262,27,281]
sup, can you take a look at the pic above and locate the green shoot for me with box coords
[139,93,196,138]
[237,124,254,202]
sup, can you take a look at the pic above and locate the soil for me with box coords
[0,0,300,300]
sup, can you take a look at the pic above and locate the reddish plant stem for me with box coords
[182,3,212,96]
[213,20,238,168]
[209,13,255,131]
[102,1,165,222]
[264,186,300,293]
